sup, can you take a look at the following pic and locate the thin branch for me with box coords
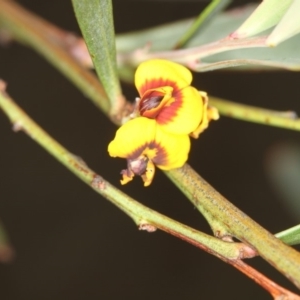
[210,97,300,130]
[0,81,299,299]
[0,80,242,259]
[121,36,268,67]
[230,260,300,300]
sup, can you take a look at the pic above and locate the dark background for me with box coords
[0,0,300,299]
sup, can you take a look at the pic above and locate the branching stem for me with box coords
[210,97,300,131]
[0,81,299,299]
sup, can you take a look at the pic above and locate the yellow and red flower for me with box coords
[108,59,219,186]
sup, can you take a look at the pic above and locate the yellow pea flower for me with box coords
[135,59,219,137]
[108,59,218,186]
[108,117,190,186]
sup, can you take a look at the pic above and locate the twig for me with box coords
[210,97,300,130]
[231,260,300,300]
[0,80,243,258]
[121,36,268,67]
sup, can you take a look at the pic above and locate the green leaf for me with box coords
[267,0,300,46]
[276,225,300,246]
[232,0,293,39]
[72,0,121,105]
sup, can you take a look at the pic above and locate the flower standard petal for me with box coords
[135,59,206,135]
[135,59,192,97]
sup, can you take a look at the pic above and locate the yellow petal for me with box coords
[190,92,220,139]
[141,160,155,187]
[153,125,191,170]
[156,86,203,135]
[108,117,156,159]
[135,59,192,97]
[120,168,134,185]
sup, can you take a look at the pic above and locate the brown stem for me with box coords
[231,260,300,300]
[160,224,300,300]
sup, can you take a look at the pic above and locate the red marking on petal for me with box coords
[148,141,168,166]
[139,78,180,97]
[126,141,169,167]
[156,89,183,125]
[128,144,147,160]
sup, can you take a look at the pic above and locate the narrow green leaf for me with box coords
[231,0,293,39]
[276,225,300,246]
[267,0,300,46]
[174,0,231,49]
[72,0,121,106]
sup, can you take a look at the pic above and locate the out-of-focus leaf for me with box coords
[0,220,14,263]
[194,58,297,72]
[231,0,293,39]
[267,0,300,46]
[116,4,256,53]
[276,225,300,246]
[196,34,300,71]
[72,0,121,104]
[265,143,300,220]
